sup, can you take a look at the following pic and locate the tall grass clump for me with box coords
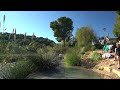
[27,51,61,71]
[0,60,34,79]
[91,45,96,51]
[41,51,61,70]
[64,47,81,66]
[90,51,102,62]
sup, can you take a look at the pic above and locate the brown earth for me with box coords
[81,50,120,79]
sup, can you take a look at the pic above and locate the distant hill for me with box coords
[0,32,56,47]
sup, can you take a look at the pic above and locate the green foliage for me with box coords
[26,54,42,70]
[41,51,61,70]
[90,51,102,62]
[94,43,103,49]
[91,45,96,51]
[27,41,41,52]
[116,11,120,15]
[5,42,29,54]
[51,44,63,54]
[76,26,97,48]
[0,32,56,47]
[50,16,73,47]
[3,54,22,63]
[3,43,32,63]
[51,44,68,54]
[37,46,53,55]
[64,48,81,66]
[27,51,60,71]
[83,44,92,52]
[113,12,120,37]
[0,61,34,79]
[0,41,8,53]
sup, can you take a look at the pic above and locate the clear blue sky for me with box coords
[0,11,116,43]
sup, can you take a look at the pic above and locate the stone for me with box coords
[112,69,120,77]
[99,67,104,70]
[104,67,111,72]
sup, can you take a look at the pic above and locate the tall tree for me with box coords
[113,11,120,37]
[50,17,73,47]
[76,26,97,47]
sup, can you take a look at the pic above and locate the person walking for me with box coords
[115,41,120,69]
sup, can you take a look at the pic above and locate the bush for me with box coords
[51,44,68,54]
[37,46,53,54]
[91,45,96,51]
[84,44,92,52]
[37,48,46,54]
[3,54,24,63]
[94,43,103,49]
[64,48,81,66]
[80,44,91,54]
[52,45,62,54]
[0,60,34,79]
[26,54,43,70]
[27,51,61,71]
[90,51,102,62]
[77,51,85,59]
[41,51,61,70]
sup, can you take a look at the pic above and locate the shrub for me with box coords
[37,46,53,54]
[94,43,103,49]
[0,60,34,79]
[64,48,81,66]
[51,44,68,54]
[77,51,85,59]
[90,51,102,62]
[3,54,24,63]
[79,44,92,54]
[27,51,61,71]
[26,53,43,70]
[41,51,61,70]
[83,44,92,52]
[0,54,4,63]
[52,45,62,54]
[91,45,96,51]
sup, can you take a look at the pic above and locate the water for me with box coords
[27,66,103,79]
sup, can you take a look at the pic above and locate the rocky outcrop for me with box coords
[93,59,120,79]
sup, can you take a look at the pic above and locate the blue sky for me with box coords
[0,11,116,43]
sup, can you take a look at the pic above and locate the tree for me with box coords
[116,11,120,15]
[76,26,97,48]
[113,11,120,37]
[50,17,73,47]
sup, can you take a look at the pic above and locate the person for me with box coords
[114,43,118,60]
[102,43,109,53]
[108,44,113,53]
[115,41,120,69]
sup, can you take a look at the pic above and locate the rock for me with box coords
[99,67,104,70]
[112,69,120,77]
[109,64,115,66]
[103,67,112,72]
[59,54,63,58]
